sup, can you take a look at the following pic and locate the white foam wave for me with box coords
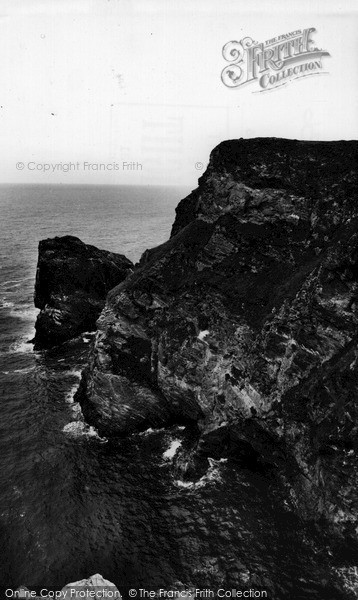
[0,277,32,287]
[0,299,15,309]
[175,479,196,489]
[2,282,22,290]
[198,329,210,341]
[65,382,80,404]
[62,421,107,442]
[1,366,36,375]
[67,369,82,378]
[174,457,227,490]
[15,366,35,373]
[71,403,83,419]
[10,306,38,321]
[82,333,95,343]
[8,339,34,355]
[64,380,84,419]
[138,426,165,436]
[209,457,228,465]
[62,421,85,435]
[163,439,182,460]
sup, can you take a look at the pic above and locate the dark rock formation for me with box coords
[77,138,358,536]
[33,235,133,349]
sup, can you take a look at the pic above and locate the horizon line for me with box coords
[0,181,191,188]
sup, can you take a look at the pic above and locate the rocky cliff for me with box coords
[76,138,358,536]
[33,235,133,349]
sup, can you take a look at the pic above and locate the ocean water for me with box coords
[0,184,355,598]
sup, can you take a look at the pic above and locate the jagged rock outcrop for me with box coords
[61,573,119,598]
[33,235,133,349]
[15,574,119,599]
[77,138,358,536]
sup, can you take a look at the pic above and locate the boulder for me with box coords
[61,573,119,599]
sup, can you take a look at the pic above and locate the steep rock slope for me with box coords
[33,235,133,349]
[77,138,358,533]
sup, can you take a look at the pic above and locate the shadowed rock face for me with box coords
[77,138,358,534]
[33,236,133,349]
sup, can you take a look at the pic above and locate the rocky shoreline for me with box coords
[34,138,358,544]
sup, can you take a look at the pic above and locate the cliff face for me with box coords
[33,236,133,349]
[77,138,358,533]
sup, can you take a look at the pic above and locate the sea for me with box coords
[0,184,356,599]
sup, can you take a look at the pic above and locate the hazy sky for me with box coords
[1,0,357,185]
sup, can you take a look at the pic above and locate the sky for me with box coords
[0,0,357,186]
